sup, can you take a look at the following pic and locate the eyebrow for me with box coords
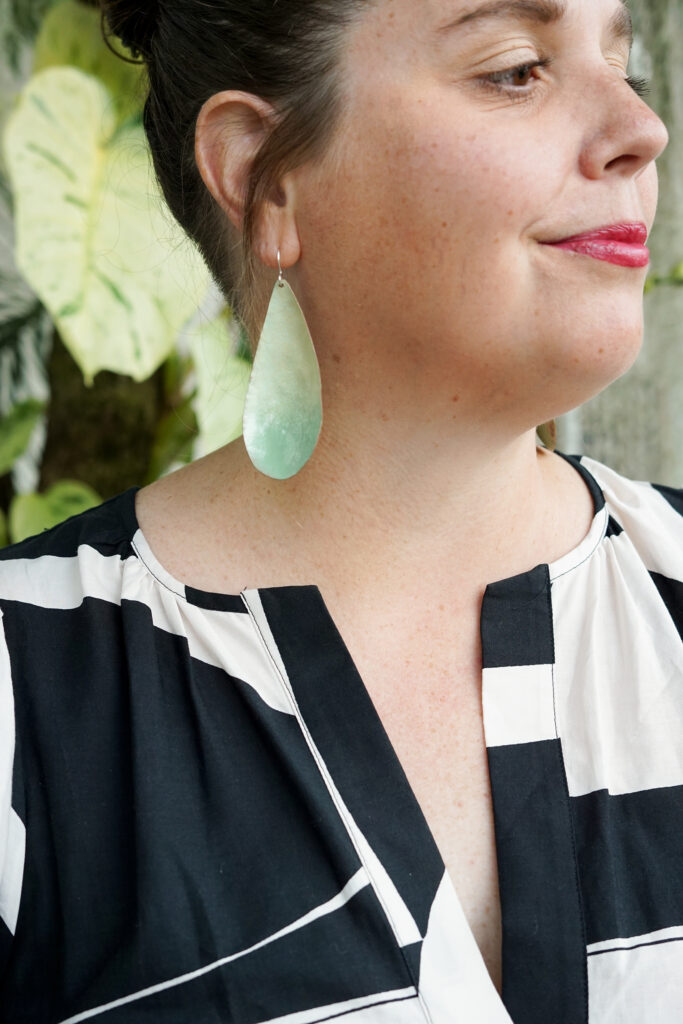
[436,0,634,49]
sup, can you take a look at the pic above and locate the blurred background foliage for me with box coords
[0,0,251,544]
[0,0,681,546]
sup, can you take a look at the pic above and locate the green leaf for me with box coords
[8,492,45,542]
[33,0,144,124]
[0,169,44,352]
[1,0,63,74]
[3,66,211,384]
[190,312,252,459]
[145,391,199,483]
[0,397,45,475]
[162,349,195,405]
[7,0,62,46]
[671,261,683,282]
[9,478,101,543]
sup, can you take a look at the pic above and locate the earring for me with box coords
[242,250,323,479]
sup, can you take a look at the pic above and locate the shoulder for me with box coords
[0,488,141,788]
[0,486,138,568]
[573,453,682,515]
[572,452,683,589]
[0,487,139,608]
[574,453,682,531]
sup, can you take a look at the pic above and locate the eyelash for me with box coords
[625,75,650,98]
[481,60,651,100]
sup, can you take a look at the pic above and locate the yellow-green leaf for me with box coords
[33,0,144,124]
[0,398,46,476]
[146,392,199,483]
[4,67,211,384]
[190,312,252,459]
[8,493,46,543]
[9,479,101,543]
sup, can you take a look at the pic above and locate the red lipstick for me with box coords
[541,223,649,267]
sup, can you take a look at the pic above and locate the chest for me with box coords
[341,631,504,995]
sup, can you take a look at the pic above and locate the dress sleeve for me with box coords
[0,608,25,976]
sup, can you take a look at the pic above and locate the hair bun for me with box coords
[101,0,159,59]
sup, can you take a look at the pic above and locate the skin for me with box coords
[139,0,669,993]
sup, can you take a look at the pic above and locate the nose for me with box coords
[578,74,669,181]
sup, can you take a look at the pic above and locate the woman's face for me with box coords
[292,0,669,430]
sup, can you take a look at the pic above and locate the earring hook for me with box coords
[277,249,284,288]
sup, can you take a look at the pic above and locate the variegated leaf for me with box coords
[4,66,211,383]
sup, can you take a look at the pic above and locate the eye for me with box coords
[480,59,552,96]
[479,62,651,100]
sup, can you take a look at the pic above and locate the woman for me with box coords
[1,0,680,1020]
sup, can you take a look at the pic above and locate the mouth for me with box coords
[538,222,650,268]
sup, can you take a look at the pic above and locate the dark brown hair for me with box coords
[100,0,369,344]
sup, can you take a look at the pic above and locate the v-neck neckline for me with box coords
[122,451,607,1021]
[243,582,513,1019]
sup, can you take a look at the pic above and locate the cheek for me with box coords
[361,119,526,270]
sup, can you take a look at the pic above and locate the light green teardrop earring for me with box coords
[242,250,323,479]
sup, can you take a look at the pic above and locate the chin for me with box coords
[563,335,644,417]
[526,313,645,422]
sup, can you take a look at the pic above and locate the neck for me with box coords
[219,391,571,602]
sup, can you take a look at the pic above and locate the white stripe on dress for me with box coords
[581,457,683,582]
[0,547,125,608]
[418,871,513,1024]
[552,529,683,798]
[0,610,25,937]
[588,926,683,1023]
[482,663,557,748]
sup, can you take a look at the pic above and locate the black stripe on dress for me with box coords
[651,483,683,518]
[482,564,588,1024]
[606,516,624,538]
[649,571,683,641]
[571,784,683,946]
[258,586,445,945]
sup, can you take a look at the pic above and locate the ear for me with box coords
[195,90,300,271]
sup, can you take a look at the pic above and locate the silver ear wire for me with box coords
[277,249,284,288]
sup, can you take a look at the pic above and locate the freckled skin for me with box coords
[290,0,667,435]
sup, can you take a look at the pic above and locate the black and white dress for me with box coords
[1,452,682,1024]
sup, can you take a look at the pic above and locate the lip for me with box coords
[539,222,649,268]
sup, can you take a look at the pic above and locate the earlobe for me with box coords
[254,178,302,273]
[194,90,275,231]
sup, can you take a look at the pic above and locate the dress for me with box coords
[0,451,682,1024]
